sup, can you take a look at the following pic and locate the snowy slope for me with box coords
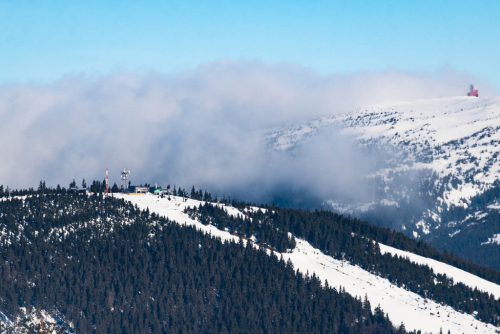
[0,306,73,334]
[265,96,500,238]
[115,193,500,334]
[378,244,500,299]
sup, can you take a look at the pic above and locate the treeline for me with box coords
[0,179,108,198]
[185,182,500,287]
[3,181,500,282]
[0,192,412,333]
[185,204,296,253]
[189,202,500,325]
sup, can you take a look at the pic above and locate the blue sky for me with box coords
[1,0,500,88]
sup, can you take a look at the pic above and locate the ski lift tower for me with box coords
[121,169,130,191]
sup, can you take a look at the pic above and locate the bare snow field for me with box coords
[266,96,500,210]
[378,244,500,298]
[116,193,500,334]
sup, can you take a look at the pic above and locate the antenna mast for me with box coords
[105,167,109,196]
[121,168,130,191]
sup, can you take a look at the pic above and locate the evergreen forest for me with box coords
[0,182,497,332]
[0,189,409,333]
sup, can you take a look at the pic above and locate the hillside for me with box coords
[118,192,500,334]
[2,187,500,332]
[265,96,500,268]
[0,191,397,333]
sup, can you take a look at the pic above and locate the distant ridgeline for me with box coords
[0,186,402,333]
[421,181,500,271]
[357,177,500,272]
[1,183,500,332]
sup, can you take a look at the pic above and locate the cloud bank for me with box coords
[0,60,493,205]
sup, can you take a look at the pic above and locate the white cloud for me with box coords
[0,60,493,203]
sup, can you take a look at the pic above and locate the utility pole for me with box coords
[105,167,109,197]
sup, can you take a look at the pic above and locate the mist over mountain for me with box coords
[267,94,500,270]
[0,61,491,207]
[5,1,500,333]
[4,62,500,332]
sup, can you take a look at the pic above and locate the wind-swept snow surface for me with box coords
[267,96,500,205]
[116,193,500,334]
[266,96,500,239]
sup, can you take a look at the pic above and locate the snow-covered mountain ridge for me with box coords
[115,193,500,334]
[265,96,500,248]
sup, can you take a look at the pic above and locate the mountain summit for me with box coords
[266,96,500,268]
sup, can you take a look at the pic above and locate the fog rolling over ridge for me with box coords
[0,60,492,205]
